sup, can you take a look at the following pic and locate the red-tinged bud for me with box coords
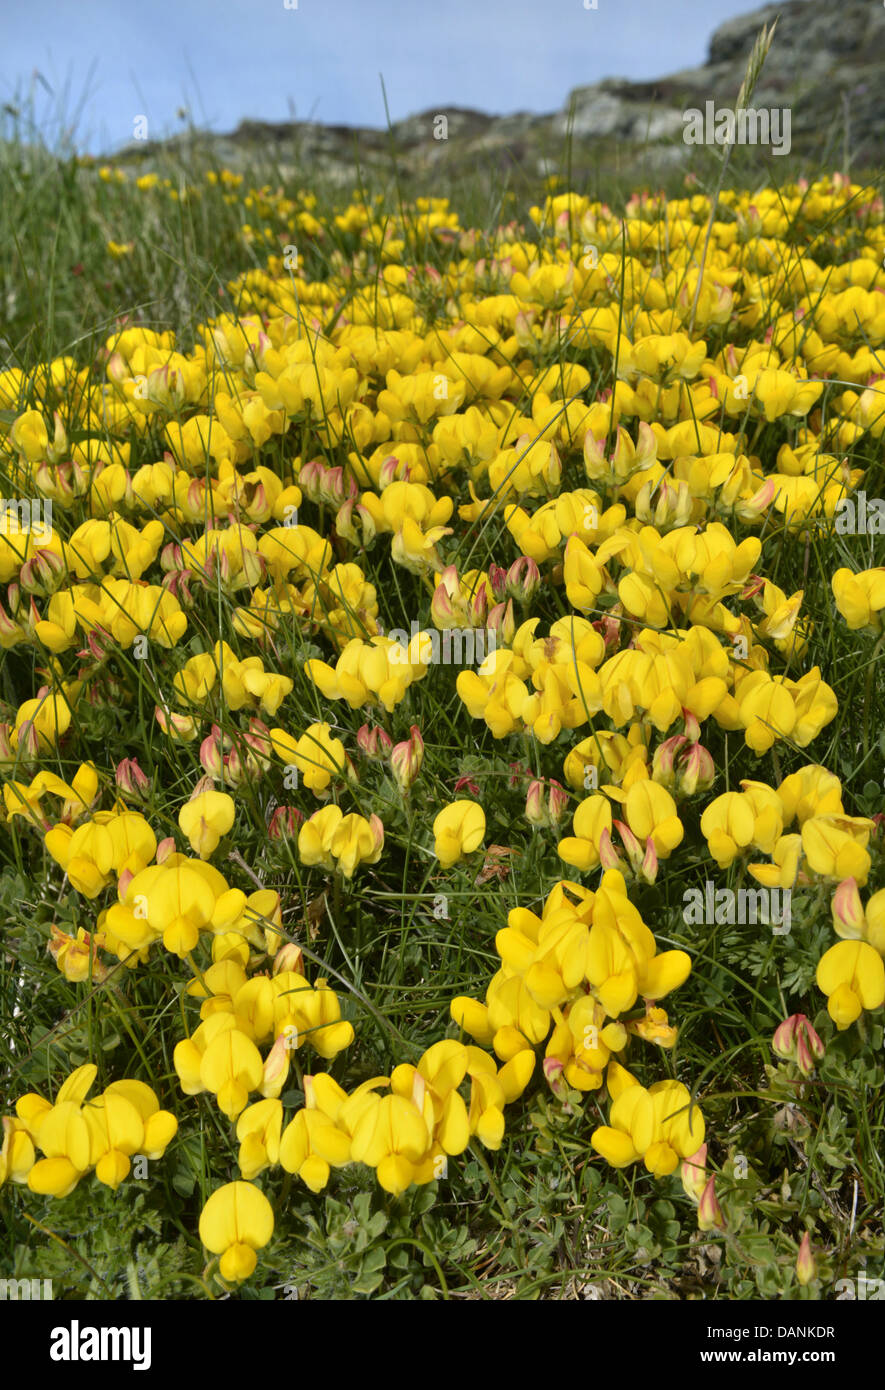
[335,497,376,546]
[794,1030,816,1078]
[772,1014,799,1060]
[163,568,195,607]
[390,724,424,793]
[268,805,304,840]
[272,941,304,976]
[243,718,274,763]
[506,556,540,604]
[832,877,864,938]
[615,818,644,868]
[357,722,393,759]
[487,598,515,645]
[105,351,128,385]
[698,1175,726,1232]
[369,813,385,859]
[772,1013,824,1074]
[468,583,489,628]
[0,722,15,763]
[200,728,225,781]
[379,454,408,488]
[652,734,687,786]
[0,602,22,642]
[118,866,135,900]
[542,1056,569,1103]
[741,478,776,517]
[320,466,346,508]
[524,778,547,826]
[680,1143,708,1203]
[514,311,535,350]
[334,496,356,542]
[22,597,41,637]
[598,826,623,872]
[302,1074,316,1108]
[64,457,87,498]
[547,779,569,826]
[221,744,244,786]
[36,459,74,502]
[488,564,508,603]
[678,742,715,796]
[47,411,68,464]
[156,835,176,864]
[454,775,480,795]
[115,757,151,802]
[6,583,22,616]
[16,720,40,760]
[796,1231,816,1286]
[430,577,456,628]
[20,548,65,597]
[154,704,196,740]
[86,627,114,661]
[298,458,324,504]
[681,708,701,742]
[802,1017,825,1063]
[161,542,184,573]
[186,478,206,517]
[640,834,658,885]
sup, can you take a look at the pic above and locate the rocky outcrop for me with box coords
[561,0,885,167]
[110,1,885,178]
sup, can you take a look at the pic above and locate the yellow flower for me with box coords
[621,781,683,858]
[47,924,108,983]
[432,799,486,868]
[802,814,874,885]
[557,794,613,872]
[591,1079,704,1176]
[279,1107,352,1193]
[832,567,885,633]
[0,1117,36,1187]
[236,1099,283,1179]
[349,1093,433,1195]
[199,1180,275,1283]
[270,722,348,796]
[179,790,236,859]
[816,940,885,1029]
[297,805,384,879]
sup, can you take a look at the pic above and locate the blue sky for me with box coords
[3,0,763,154]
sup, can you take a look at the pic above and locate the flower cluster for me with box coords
[0,1065,177,1195]
[1,165,883,1289]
